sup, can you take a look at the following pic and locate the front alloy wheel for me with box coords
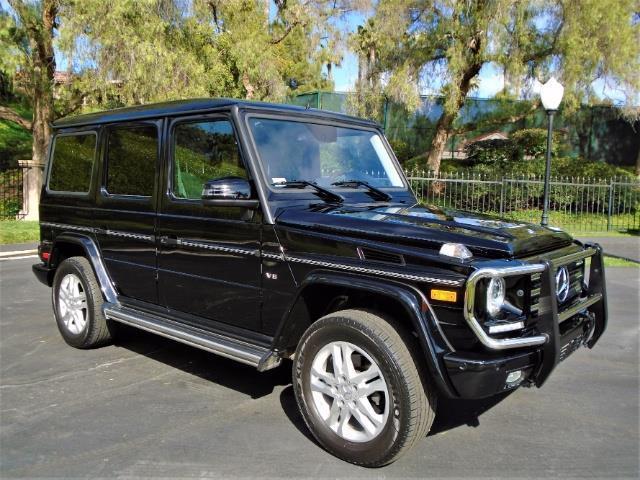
[293,309,435,467]
[310,341,389,443]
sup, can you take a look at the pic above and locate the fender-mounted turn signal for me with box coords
[430,289,457,302]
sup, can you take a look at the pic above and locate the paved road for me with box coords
[1,257,638,478]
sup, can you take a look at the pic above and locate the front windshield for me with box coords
[248,117,405,189]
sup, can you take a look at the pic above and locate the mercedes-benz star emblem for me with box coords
[555,266,570,302]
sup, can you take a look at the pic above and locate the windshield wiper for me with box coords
[272,180,344,203]
[331,180,392,202]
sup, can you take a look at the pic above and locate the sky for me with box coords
[1,0,630,104]
[331,53,507,99]
[329,9,629,104]
[328,9,506,97]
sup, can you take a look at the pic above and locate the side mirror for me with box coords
[201,177,259,209]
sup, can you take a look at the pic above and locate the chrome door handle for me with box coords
[159,236,178,247]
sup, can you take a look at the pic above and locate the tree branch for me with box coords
[0,106,32,130]
[521,7,565,64]
[56,92,88,118]
[452,99,541,134]
[270,21,301,44]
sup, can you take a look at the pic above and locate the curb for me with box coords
[0,249,38,260]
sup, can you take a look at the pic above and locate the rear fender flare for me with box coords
[51,233,118,304]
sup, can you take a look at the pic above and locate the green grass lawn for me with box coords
[603,256,639,268]
[0,99,33,165]
[0,220,40,245]
[505,210,639,233]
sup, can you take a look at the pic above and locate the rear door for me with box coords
[94,121,161,304]
[156,114,262,332]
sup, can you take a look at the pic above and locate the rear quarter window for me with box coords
[48,133,97,193]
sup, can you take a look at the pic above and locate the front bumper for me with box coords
[442,243,607,399]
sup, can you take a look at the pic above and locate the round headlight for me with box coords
[486,277,506,317]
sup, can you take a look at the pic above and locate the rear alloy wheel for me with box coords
[57,273,88,335]
[293,309,435,467]
[52,256,113,348]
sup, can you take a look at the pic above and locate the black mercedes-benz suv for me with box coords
[32,98,607,466]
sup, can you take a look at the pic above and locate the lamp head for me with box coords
[540,77,564,112]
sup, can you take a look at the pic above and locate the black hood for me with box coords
[275,203,573,259]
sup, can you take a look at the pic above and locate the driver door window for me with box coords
[173,120,247,199]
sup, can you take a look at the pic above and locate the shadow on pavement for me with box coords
[279,382,515,443]
[279,385,320,446]
[428,391,513,435]
[113,324,514,440]
[111,324,291,399]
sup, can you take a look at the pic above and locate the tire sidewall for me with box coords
[294,318,414,466]
[52,259,96,348]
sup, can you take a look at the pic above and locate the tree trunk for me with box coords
[426,112,456,172]
[10,0,57,219]
[426,62,482,172]
[635,143,640,176]
[242,72,255,99]
[0,106,32,130]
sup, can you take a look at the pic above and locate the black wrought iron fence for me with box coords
[0,168,24,219]
[406,170,640,232]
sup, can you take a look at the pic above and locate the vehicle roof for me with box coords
[53,98,379,129]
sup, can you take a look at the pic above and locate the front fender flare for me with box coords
[272,270,457,398]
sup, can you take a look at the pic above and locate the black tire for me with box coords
[293,309,436,467]
[52,256,113,349]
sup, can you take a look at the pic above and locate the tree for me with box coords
[350,0,640,173]
[0,1,58,220]
[57,0,345,106]
[1,0,57,169]
[1,0,352,218]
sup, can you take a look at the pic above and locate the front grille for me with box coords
[529,272,542,316]
[529,259,588,323]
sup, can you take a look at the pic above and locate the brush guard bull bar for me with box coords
[461,243,607,389]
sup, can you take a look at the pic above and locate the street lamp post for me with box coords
[539,77,564,227]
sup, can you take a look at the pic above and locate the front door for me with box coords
[157,115,262,332]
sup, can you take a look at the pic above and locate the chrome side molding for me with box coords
[104,305,281,370]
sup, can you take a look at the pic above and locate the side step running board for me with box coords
[104,304,281,371]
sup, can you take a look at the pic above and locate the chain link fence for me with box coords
[406,171,640,232]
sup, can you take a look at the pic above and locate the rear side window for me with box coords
[106,125,158,196]
[48,133,97,193]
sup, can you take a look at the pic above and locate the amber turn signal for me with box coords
[430,289,457,302]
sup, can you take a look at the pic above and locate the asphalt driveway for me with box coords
[1,256,638,478]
